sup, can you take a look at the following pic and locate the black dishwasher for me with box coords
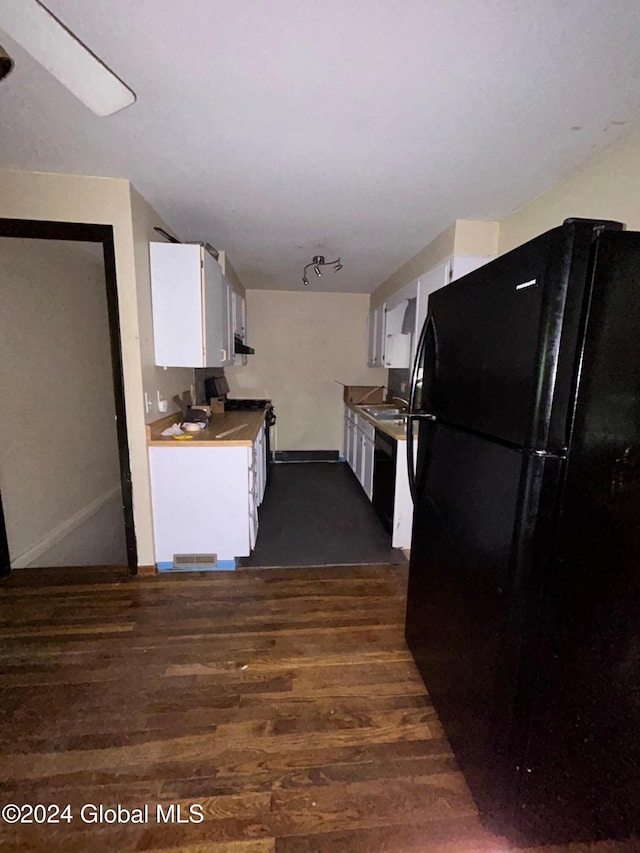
[372,429,396,533]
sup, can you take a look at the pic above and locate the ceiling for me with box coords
[1,1,640,293]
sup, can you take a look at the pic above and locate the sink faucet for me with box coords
[392,396,409,410]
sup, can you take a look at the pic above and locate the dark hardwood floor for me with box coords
[0,565,635,852]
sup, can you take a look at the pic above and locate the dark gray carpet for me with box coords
[238,461,407,568]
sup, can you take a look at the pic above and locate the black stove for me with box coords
[203,378,275,482]
[224,398,270,412]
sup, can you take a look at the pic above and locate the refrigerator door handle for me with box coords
[407,312,437,503]
[406,413,437,504]
[408,313,430,414]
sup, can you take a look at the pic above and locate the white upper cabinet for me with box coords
[231,290,248,366]
[367,305,385,367]
[414,254,492,358]
[150,242,234,368]
[382,296,412,368]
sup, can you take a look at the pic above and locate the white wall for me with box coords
[0,168,178,567]
[499,129,640,251]
[0,239,125,565]
[226,290,387,451]
[370,219,499,308]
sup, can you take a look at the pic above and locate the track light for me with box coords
[0,45,14,83]
[301,254,343,286]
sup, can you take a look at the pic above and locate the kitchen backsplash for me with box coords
[194,367,224,404]
[387,368,410,403]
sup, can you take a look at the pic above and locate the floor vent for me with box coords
[173,553,218,568]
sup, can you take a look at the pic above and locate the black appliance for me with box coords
[372,428,396,533]
[204,376,276,483]
[405,218,640,844]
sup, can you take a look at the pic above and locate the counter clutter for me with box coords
[146,410,265,446]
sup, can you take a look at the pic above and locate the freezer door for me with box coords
[412,221,602,451]
[405,422,562,822]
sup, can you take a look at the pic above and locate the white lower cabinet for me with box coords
[344,405,413,548]
[149,424,267,568]
[345,407,375,497]
[361,433,375,500]
[392,438,415,550]
[344,407,357,469]
[355,418,375,498]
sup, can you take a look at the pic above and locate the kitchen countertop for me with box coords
[146,409,266,447]
[345,402,409,441]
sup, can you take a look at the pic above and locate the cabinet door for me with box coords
[384,333,411,368]
[232,292,248,366]
[376,307,386,366]
[256,423,266,505]
[449,253,492,281]
[355,426,364,486]
[367,305,388,367]
[150,242,205,367]
[415,262,449,365]
[248,484,258,550]
[203,249,224,366]
[363,434,375,500]
[348,412,358,470]
[233,291,247,340]
[367,307,378,366]
[343,408,350,460]
[202,253,234,367]
[248,441,259,548]
[392,438,415,549]
[224,279,234,366]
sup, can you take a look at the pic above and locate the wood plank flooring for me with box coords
[0,565,635,852]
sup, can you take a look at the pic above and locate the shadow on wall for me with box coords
[0,238,127,568]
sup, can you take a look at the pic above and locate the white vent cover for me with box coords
[173,553,217,567]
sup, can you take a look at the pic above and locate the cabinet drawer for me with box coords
[359,418,376,442]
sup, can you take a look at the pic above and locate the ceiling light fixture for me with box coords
[301,255,343,286]
[0,45,14,82]
[0,0,136,116]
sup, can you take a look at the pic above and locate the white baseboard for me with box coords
[12,485,122,569]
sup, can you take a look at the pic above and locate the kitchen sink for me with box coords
[361,406,407,421]
[376,412,408,421]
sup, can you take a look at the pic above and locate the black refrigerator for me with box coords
[404,217,640,844]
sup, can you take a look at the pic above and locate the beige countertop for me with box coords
[146,410,266,447]
[345,402,409,441]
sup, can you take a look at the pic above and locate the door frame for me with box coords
[0,218,137,576]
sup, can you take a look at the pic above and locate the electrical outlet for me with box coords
[144,391,153,414]
[400,381,407,393]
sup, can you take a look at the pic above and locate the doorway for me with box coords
[0,219,136,576]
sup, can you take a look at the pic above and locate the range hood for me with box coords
[234,334,255,355]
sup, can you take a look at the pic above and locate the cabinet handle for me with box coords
[220,348,227,361]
